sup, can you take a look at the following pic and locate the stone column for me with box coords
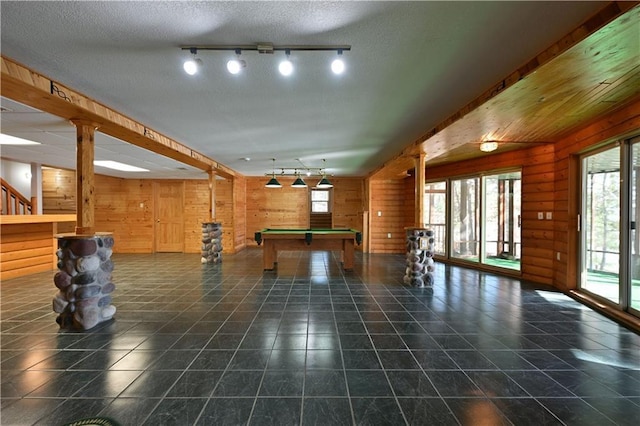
[403,227,435,288]
[201,222,223,264]
[53,232,116,330]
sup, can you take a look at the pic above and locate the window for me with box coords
[451,177,480,262]
[424,181,447,256]
[311,189,330,213]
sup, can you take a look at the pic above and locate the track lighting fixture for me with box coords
[265,159,333,189]
[180,43,350,76]
[226,49,246,75]
[183,48,202,76]
[279,49,294,77]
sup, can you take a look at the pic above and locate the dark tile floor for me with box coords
[1,249,639,425]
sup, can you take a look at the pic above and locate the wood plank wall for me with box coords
[216,175,247,253]
[245,177,366,247]
[0,222,55,280]
[234,176,247,252]
[41,169,237,254]
[184,180,211,253]
[368,179,409,253]
[332,178,366,231]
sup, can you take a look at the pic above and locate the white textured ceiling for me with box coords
[0,1,608,178]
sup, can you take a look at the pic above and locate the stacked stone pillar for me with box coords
[53,233,116,330]
[403,228,435,288]
[201,222,223,264]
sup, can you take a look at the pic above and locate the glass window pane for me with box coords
[451,178,480,262]
[632,142,640,312]
[582,146,620,304]
[311,190,329,201]
[312,201,328,213]
[424,181,446,256]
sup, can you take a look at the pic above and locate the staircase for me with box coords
[1,177,36,215]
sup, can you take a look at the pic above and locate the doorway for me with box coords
[580,136,640,318]
[154,181,185,252]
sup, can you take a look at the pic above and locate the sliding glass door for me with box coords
[630,141,640,313]
[483,172,521,271]
[581,146,621,303]
[451,178,480,262]
[580,136,640,318]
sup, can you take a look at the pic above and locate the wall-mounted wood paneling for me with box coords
[184,180,210,253]
[244,177,365,247]
[0,222,54,280]
[368,179,410,253]
[94,175,155,253]
[246,177,312,246]
[42,168,76,213]
[41,168,232,254]
[215,178,235,254]
[233,176,247,252]
[332,178,366,231]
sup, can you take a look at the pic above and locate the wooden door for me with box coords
[155,181,184,252]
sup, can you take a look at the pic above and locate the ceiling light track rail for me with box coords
[181,44,351,53]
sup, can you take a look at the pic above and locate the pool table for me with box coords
[255,228,362,270]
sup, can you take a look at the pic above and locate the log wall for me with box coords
[0,222,56,279]
[0,215,76,280]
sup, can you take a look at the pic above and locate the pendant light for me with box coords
[265,158,282,188]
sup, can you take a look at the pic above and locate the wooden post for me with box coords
[208,169,217,221]
[71,119,98,235]
[414,152,426,227]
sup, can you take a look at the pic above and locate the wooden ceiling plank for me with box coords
[369,2,639,180]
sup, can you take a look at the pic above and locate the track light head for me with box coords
[227,49,246,75]
[227,59,246,74]
[183,48,202,75]
[279,49,293,76]
[331,49,345,75]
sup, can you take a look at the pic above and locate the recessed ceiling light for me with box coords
[0,133,41,145]
[94,160,149,172]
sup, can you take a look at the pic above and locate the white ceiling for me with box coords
[0,1,609,179]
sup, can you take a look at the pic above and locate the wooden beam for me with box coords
[71,119,97,235]
[208,169,217,221]
[0,56,237,179]
[414,153,425,227]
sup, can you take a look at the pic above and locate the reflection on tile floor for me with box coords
[2,249,640,425]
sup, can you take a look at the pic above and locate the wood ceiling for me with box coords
[371,2,640,179]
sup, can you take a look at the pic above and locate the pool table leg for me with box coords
[343,239,354,269]
[263,241,276,270]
